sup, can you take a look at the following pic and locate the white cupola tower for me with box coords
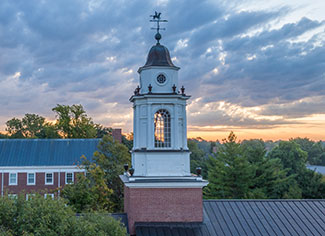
[120,13,208,235]
[130,33,190,177]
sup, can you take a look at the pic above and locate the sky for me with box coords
[0,0,324,141]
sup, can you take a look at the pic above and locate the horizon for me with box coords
[0,0,324,141]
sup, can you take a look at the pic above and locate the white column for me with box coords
[183,104,188,148]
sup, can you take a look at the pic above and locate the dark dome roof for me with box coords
[139,43,179,72]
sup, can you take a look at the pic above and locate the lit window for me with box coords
[45,173,53,185]
[27,173,35,185]
[66,172,74,184]
[9,173,17,185]
[44,193,54,199]
[154,109,171,148]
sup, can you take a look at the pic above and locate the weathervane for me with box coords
[150,11,167,44]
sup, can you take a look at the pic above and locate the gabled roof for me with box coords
[135,199,325,236]
[0,139,100,167]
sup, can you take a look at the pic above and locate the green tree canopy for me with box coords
[62,164,113,213]
[6,114,59,139]
[291,137,325,165]
[268,141,307,175]
[241,139,298,199]
[188,139,207,178]
[205,132,255,199]
[0,194,126,236]
[268,140,325,198]
[62,135,131,212]
[52,104,97,138]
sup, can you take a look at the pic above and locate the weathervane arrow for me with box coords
[150,11,167,44]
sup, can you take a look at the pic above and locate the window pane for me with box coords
[9,173,17,184]
[154,109,171,148]
[66,173,73,183]
[46,173,53,184]
[28,173,35,184]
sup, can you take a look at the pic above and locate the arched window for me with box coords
[154,109,171,148]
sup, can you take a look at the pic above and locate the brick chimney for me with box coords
[111,128,122,143]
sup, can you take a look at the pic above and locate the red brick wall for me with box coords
[124,187,203,235]
[112,128,122,143]
[0,171,82,196]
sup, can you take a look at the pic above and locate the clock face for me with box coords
[156,74,166,84]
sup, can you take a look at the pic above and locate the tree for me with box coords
[62,164,113,212]
[52,104,97,138]
[91,135,131,212]
[0,133,8,139]
[0,194,126,235]
[122,132,133,151]
[241,139,298,199]
[188,139,207,178]
[268,141,325,198]
[62,135,131,212]
[291,137,325,165]
[205,132,255,199]
[95,124,112,138]
[6,114,59,138]
[268,141,307,175]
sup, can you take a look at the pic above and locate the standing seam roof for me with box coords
[135,200,325,236]
[0,139,100,166]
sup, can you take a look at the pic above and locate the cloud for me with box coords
[0,0,324,138]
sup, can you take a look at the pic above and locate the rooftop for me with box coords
[0,139,100,167]
[136,199,325,236]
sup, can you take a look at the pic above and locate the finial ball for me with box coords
[155,32,161,41]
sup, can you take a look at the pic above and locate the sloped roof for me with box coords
[135,199,325,236]
[307,165,325,175]
[0,139,100,166]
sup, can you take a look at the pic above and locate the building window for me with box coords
[26,194,35,200]
[65,172,74,184]
[154,109,171,148]
[9,173,17,185]
[44,193,54,199]
[27,173,35,185]
[8,194,17,199]
[45,173,53,185]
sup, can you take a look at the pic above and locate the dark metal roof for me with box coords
[135,199,325,236]
[136,222,210,236]
[138,44,179,72]
[111,213,129,234]
[0,139,100,166]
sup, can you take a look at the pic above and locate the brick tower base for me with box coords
[124,186,203,235]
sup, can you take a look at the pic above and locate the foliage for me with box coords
[4,104,109,139]
[0,194,126,235]
[62,165,113,213]
[241,139,296,199]
[5,114,59,139]
[268,140,325,198]
[0,133,8,139]
[62,135,131,213]
[291,137,325,165]
[205,132,255,199]
[91,135,131,212]
[188,139,207,178]
[122,133,133,151]
[267,141,307,175]
[52,104,97,138]
[73,213,127,236]
[95,125,112,138]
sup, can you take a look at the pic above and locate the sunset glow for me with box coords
[0,0,324,141]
